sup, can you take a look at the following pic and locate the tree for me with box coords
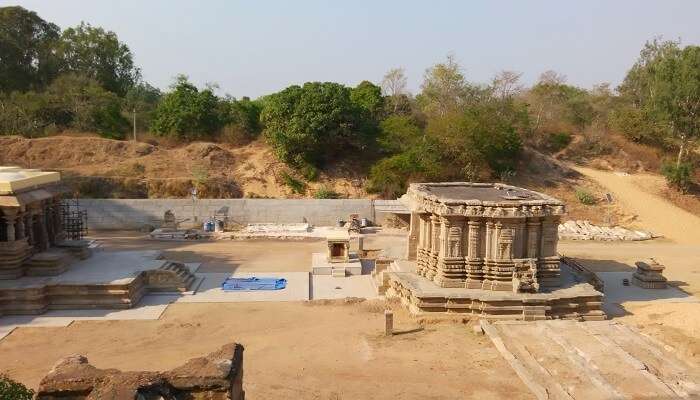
[43,73,129,138]
[124,81,162,133]
[0,73,129,138]
[150,75,228,138]
[619,39,700,167]
[57,22,140,96]
[261,82,368,168]
[381,67,409,113]
[0,6,60,93]
[350,80,383,116]
[491,70,523,100]
[418,54,472,117]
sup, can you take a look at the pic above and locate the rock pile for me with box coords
[36,343,244,400]
[558,220,655,241]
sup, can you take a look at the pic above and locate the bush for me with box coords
[0,374,34,400]
[661,162,694,193]
[546,132,572,151]
[314,186,340,199]
[575,188,597,205]
[281,172,305,194]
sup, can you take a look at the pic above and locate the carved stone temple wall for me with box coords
[403,182,566,293]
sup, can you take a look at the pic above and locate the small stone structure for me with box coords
[0,167,71,279]
[36,343,244,400]
[312,232,362,277]
[386,182,604,320]
[632,258,667,289]
[326,232,350,263]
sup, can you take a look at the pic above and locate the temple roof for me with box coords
[401,182,565,217]
[0,166,61,195]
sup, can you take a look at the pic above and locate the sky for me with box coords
[6,0,700,98]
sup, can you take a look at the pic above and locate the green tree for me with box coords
[0,73,128,138]
[57,22,139,96]
[150,75,227,138]
[43,73,129,138]
[619,39,700,167]
[124,81,162,133]
[0,6,60,93]
[350,80,383,117]
[261,82,367,168]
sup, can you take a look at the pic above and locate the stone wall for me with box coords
[74,199,405,230]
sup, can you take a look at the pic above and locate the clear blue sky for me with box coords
[6,0,700,98]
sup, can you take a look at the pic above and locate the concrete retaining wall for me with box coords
[75,199,406,230]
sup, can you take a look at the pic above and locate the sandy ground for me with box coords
[564,167,700,362]
[574,167,700,244]
[93,231,328,273]
[0,300,532,399]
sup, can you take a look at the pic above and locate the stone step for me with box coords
[482,320,700,400]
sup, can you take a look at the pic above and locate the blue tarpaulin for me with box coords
[221,277,287,291]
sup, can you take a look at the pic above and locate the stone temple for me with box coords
[386,182,605,320]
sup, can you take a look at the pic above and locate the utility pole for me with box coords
[132,108,137,141]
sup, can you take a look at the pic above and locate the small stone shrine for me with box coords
[632,258,667,289]
[327,231,350,263]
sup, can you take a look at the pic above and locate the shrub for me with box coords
[281,172,306,194]
[575,188,597,205]
[546,132,572,151]
[0,374,34,400]
[661,162,694,193]
[314,186,340,199]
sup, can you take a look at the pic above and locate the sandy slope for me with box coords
[574,166,700,245]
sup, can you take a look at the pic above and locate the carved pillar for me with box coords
[484,221,493,261]
[426,214,440,279]
[465,219,484,288]
[416,214,430,276]
[435,216,466,288]
[405,212,420,260]
[2,211,17,242]
[526,219,540,259]
[26,212,35,246]
[15,212,25,240]
[538,216,561,288]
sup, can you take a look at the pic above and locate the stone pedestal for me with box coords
[632,259,667,289]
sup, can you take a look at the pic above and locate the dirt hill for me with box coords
[2,133,681,226]
[0,135,369,199]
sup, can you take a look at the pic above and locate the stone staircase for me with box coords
[481,320,700,399]
[24,249,71,276]
[0,275,147,315]
[144,261,197,292]
[0,256,199,317]
[331,266,346,278]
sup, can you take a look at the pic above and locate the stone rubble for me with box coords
[558,220,655,241]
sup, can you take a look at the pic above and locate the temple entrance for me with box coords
[331,243,344,257]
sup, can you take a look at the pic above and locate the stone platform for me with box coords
[385,262,604,320]
[0,250,201,316]
[311,252,362,277]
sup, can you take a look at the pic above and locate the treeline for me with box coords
[1,6,699,195]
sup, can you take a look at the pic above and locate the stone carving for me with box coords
[512,258,539,293]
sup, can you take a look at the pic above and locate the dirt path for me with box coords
[573,167,700,245]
